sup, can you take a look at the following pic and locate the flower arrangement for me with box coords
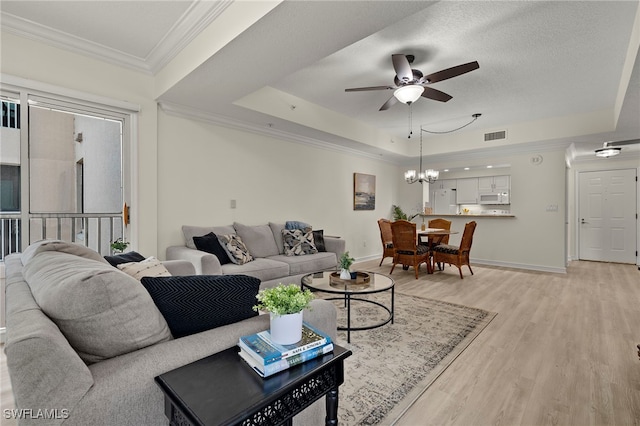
[339,251,355,270]
[253,284,314,316]
[110,237,130,254]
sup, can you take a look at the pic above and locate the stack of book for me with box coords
[238,322,334,378]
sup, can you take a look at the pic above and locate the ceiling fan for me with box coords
[345,54,479,111]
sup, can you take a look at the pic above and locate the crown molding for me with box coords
[159,101,396,164]
[146,0,234,74]
[0,0,232,75]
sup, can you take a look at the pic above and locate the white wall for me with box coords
[397,149,568,272]
[156,110,402,260]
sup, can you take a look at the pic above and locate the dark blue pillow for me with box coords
[312,230,326,252]
[104,251,146,267]
[193,232,231,265]
[140,275,260,338]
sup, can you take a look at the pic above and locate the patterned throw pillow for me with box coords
[282,228,318,256]
[217,234,254,265]
[117,256,172,280]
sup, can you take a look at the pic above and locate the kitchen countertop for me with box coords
[419,213,516,218]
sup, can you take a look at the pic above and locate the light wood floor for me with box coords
[362,258,640,426]
[1,260,639,426]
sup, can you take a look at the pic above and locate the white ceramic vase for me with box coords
[270,312,303,345]
[340,268,351,279]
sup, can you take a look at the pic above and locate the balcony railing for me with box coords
[1,213,124,261]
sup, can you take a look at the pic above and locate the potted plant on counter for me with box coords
[253,284,314,344]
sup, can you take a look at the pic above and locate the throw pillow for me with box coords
[312,230,327,252]
[104,251,146,267]
[23,251,172,364]
[217,234,254,265]
[140,274,261,338]
[282,229,318,256]
[193,232,231,265]
[285,220,312,230]
[117,256,172,280]
[234,222,279,258]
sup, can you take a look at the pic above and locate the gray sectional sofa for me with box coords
[4,240,337,425]
[166,222,346,288]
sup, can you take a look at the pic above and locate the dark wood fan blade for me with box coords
[392,54,413,82]
[421,87,453,102]
[345,86,393,92]
[423,61,479,84]
[379,95,398,111]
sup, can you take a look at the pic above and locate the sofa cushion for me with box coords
[140,275,260,338]
[234,222,279,258]
[117,256,172,280]
[218,234,254,265]
[193,232,231,265]
[282,229,318,256]
[23,251,172,364]
[22,239,108,266]
[268,252,337,276]
[269,222,287,255]
[104,251,146,267]
[183,225,235,250]
[220,258,290,282]
[313,230,327,252]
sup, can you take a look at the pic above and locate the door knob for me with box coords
[581,218,588,224]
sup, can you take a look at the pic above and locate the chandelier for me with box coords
[404,126,439,184]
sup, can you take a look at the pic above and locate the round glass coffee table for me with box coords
[301,271,394,343]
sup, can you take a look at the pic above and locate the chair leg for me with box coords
[390,262,396,274]
[379,257,384,266]
[468,264,474,275]
[414,262,419,279]
[458,267,464,279]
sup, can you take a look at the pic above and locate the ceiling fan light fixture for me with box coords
[595,147,621,158]
[394,85,424,104]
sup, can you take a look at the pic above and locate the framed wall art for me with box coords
[353,173,375,210]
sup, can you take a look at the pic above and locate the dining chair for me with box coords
[377,218,394,266]
[390,219,430,279]
[428,218,452,271]
[432,221,477,279]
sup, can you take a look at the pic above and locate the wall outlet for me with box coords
[230,199,236,209]
[546,204,558,212]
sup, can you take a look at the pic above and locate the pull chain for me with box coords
[408,104,413,138]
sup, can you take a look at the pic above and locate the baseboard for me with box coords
[0,327,5,344]
[471,258,567,274]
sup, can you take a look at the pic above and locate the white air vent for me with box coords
[484,130,507,141]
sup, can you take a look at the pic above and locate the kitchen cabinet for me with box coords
[479,175,510,192]
[456,178,478,204]
[431,179,457,190]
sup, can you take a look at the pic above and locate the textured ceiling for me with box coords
[2,0,639,163]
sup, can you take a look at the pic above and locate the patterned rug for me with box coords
[324,292,496,426]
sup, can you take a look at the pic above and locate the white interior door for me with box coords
[578,169,637,263]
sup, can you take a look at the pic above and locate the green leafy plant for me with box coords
[392,205,420,221]
[339,251,355,270]
[110,237,130,254]
[253,284,314,316]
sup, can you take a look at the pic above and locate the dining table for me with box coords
[417,227,459,273]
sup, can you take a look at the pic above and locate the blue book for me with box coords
[238,322,332,366]
[239,342,334,377]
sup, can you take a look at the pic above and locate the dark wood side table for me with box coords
[155,344,352,426]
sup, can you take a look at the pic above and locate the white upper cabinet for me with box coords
[456,178,479,204]
[432,179,457,190]
[479,175,510,193]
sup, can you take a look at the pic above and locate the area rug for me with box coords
[325,292,496,426]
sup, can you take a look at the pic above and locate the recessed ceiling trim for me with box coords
[146,0,234,74]
[0,1,232,75]
[159,101,396,164]
[1,12,152,73]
